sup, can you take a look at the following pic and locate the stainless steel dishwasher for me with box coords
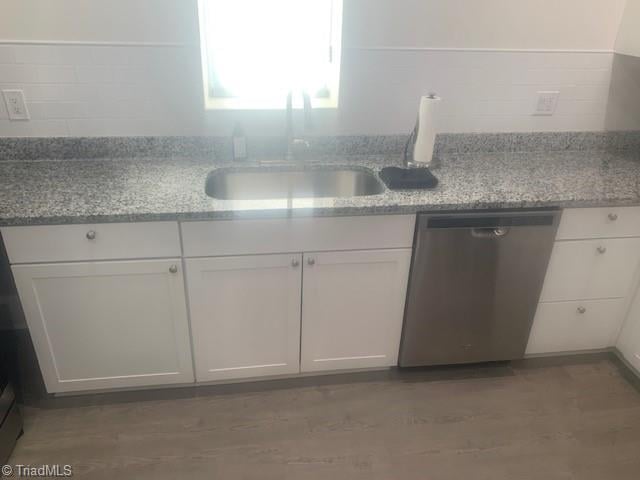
[399,210,561,367]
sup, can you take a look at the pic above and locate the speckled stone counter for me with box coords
[1,147,640,226]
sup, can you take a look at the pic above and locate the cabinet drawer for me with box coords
[1,222,181,264]
[540,238,640,302]
[526,299,625,354]
[181,215,415,257]
[557,207,640,240]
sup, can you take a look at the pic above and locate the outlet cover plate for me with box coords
[533,91,560,116]
[2,89,30,121]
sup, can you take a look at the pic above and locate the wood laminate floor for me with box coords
[8,354,640,479]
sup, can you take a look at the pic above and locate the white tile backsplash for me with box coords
[13,45,94,65]
[20,84,99,102]
[336,49,614,134]
[0,64,38,83]
[0,119,69,137]
[0,43,616,137]
[26,101,91,119]
[34,65,77,83]
[75,66,114,84]
[0,46,15,64]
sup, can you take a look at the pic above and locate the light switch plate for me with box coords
[533,91,560,116]
[2,89,30,121]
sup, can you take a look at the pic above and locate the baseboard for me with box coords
[51,366,393,398]
[524,348,611,359]
[28,367,397,409]
[611,348,640,385]
[27,351,640,409]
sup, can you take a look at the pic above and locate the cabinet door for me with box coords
[186,254,302,382]
[540,238,640,302]
[12,260,194,393]
[301,249,412,373]
[526,299,625,354]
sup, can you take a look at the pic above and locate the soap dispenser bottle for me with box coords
[232,123,248,161]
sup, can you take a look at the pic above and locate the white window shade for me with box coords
[198,0,343,110]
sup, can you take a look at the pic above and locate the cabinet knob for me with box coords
[169,265,178,274]
[608,213,619,222]
[307,258,316,266]
[577,307,587,314]
[597,246,607,255]
[86,230,96,240]
[291,259,300,268]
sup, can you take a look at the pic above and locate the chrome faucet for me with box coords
[285,90,312,162]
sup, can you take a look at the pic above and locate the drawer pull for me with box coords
[597,246,607,255]
[169,265,178,274]
[291,259,300,268]
[608,213,619,221]
[577,307,587,314]
[307,258,316,266]
[85,230,97,241]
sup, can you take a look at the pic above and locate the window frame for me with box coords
[197,0,343,111]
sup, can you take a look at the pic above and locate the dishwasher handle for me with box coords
[470,227,510,239]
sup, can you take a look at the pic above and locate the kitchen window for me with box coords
[198,0,343,110]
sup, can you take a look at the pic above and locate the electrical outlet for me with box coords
[533,91,560,116]
[2,89,30,121]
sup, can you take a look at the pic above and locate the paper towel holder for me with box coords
[404,92,439,168]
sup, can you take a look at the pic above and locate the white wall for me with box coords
[2,0,625,50]
[0,0,629,137]
[344,0,626,50]
[616,0,640,57]
[606,54,640,131]
[0,0,199,44]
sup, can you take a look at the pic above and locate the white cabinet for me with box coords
[528,207,640,356]
[186,249,412,381]
[1,222,181,264]
[556,206,640,240]
[527,299,625,354]
[181,216,416,382]
[617,287,640,372]
[540,238,640,302]
[185,254,302,382]
[181,215,415,257]
[3,215,416,392]
[12,259,194,393]
[300,249,412,373]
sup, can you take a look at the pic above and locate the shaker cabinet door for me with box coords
[300,249,411,373]
[186,254,302,382]
[13,260,194,393]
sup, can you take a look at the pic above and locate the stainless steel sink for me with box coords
[206,167,385,200]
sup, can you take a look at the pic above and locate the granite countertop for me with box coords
[1,148,640,226]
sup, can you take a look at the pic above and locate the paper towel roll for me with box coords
[413,95,441,166]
